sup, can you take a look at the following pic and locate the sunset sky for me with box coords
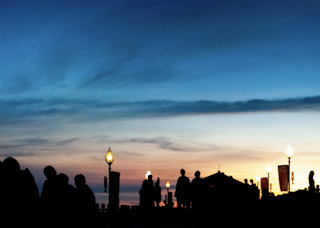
[1,0,320,205]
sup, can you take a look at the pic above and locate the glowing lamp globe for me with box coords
[286,145,294,158]
[166,180,170,190]
[105,147,114,165]
[266,165,271,174]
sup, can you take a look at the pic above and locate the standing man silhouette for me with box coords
[154,177,161,207]
[139,174,155,208]
[191,170,203,211]
[175,169,190,209]
[309,170,315,193]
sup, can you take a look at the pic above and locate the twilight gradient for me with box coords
[1,0,320,205]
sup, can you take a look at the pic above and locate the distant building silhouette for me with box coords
[202,171,259,207]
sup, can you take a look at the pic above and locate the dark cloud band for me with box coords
[0,96,319,124]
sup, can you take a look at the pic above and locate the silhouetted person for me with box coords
[309,170,315,193]
[155,177,161,207]
[139,174,155,209]
[175,169,190,209]
[41,165,59,220]
[242,178,250,200]
[2,157,40,224]
[191,171,203,211]
[0,161,3,213]
[57,173,76,222]
[74,174,96,219]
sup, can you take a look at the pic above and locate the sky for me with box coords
[1,0,320,206]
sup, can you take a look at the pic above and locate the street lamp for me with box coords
[105,147,114,175]
[145,170,151,180]
[165,180,172,207]
[266,165,271,192]
[256,176,260,187]
[166,180,170,194]
[105,147,115,209]
[286,145,294,192]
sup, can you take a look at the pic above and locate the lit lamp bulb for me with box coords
[256,176,260,182]
[286,145,294,158]
[266,165,271,174]
[145,170,151,180]
[105,147,114,165]
[166,180,170,190]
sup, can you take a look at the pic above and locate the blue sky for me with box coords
[1,0,320,205]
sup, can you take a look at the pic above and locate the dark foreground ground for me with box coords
[3,200,319,228]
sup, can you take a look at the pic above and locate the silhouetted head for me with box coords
[194,171,200,178]
[148,174,153,181]
[43,166,57,179]
[310,171,314,177]
[74,174,86,187]
[155,177,160,186]
[180,169,185,176]
[3,157,20,175]
[58,173,69,186]
[0,161,3,175]
[244,179,248,184]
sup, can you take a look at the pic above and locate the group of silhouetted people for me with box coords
[0,157,40,224]
[41,165,96,224]
[139,169,204,210]
[139,175,162,208]
[175,169,204,210]
[0,157,96,225]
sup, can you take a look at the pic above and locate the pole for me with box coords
[288,157,291,193]
[267,173,270,193]
[108,163,111,208]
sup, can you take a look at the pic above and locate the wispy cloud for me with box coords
[0,137,80,157]
[112,137,193,152]
[0,96,319,125]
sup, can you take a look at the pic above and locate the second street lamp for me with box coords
[266,165,271,192]
[166,180,170,194]
[106,147,114,174]
[286,145,294,193]
[105,147,115,209]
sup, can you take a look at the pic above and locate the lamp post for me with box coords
[105,147,114,175]
[105,147,114,199]
[285,145,294,193]
[256,176,260,188]
[266,165,271,192]
[166,180,170,194]
[165,180,172,207]
[256,176,260,199]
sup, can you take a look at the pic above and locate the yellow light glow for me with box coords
[166,180,170,189]
[145,170,151,180]
[266,165,271,174]
[286,145,294,158]
[105,147,114,165]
